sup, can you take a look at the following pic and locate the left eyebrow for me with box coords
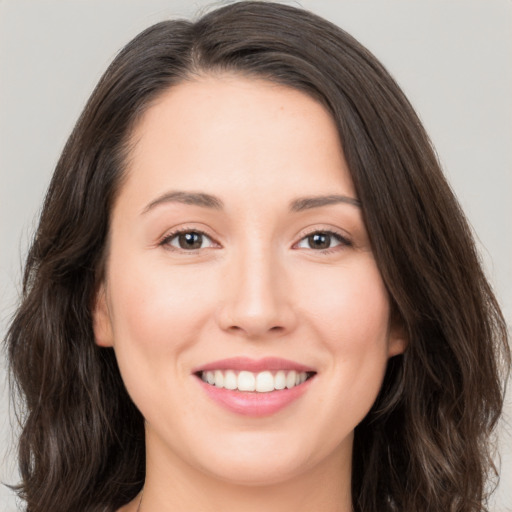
[289,194,361,212]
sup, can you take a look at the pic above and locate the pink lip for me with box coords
[192,357,316,417]
[196,377,314,417]
[192,356,315,374]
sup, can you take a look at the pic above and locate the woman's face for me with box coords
[93,75,406,486]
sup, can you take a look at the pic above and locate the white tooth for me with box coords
[256,371,275,392]
[274,370,286,390]
[214,370,224,387]
[203,369,308,392]
[238,371,256,391]
[286,370,297,389]
[224,370,237,390]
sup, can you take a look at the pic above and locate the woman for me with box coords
[6,2,509,511]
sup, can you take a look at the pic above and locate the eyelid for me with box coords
[297,225,351,240]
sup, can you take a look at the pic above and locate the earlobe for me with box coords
[388,322,408,358]
[92,284,114,347]
[388,336,408,358]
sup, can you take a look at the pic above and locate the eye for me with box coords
[295,230,351,252]
[160,229,217,251]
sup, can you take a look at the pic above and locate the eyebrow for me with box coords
[141,191,361,214]
[289,194,361,211]
[142,191,224,214]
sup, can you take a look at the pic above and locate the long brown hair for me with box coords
[6,2,510,511]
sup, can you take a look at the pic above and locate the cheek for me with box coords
[104,253,221,406]
[108,254,216,344]
[296,257,391,416]
[298,256,391,349]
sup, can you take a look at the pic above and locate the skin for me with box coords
[93,75,406,512]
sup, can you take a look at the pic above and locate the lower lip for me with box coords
[196,377,314,417]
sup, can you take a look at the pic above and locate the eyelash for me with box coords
[159,227,352,255]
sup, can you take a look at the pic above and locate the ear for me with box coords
[92,283,114,347]
[387,320,408,358]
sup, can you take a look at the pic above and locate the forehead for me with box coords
[120,74,356,210]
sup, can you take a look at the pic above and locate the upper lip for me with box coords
[192,357,316,374]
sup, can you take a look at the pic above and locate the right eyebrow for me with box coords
[141,191,224,215]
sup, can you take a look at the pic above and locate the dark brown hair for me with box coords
[6,2,510,511]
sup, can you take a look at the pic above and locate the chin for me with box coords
[189,431,326,487]
[200,456,309,487]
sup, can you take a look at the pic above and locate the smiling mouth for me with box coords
[196,369,316,393]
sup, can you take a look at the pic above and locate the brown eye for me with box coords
[307,233,331,249]
[163,230,215,251]
[296,231,351,251]
[177,232,203,249]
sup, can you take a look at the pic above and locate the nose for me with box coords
[216,245,298,339]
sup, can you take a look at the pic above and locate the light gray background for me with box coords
[1,0,511,510]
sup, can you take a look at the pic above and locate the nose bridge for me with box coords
[217,236,295,338]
